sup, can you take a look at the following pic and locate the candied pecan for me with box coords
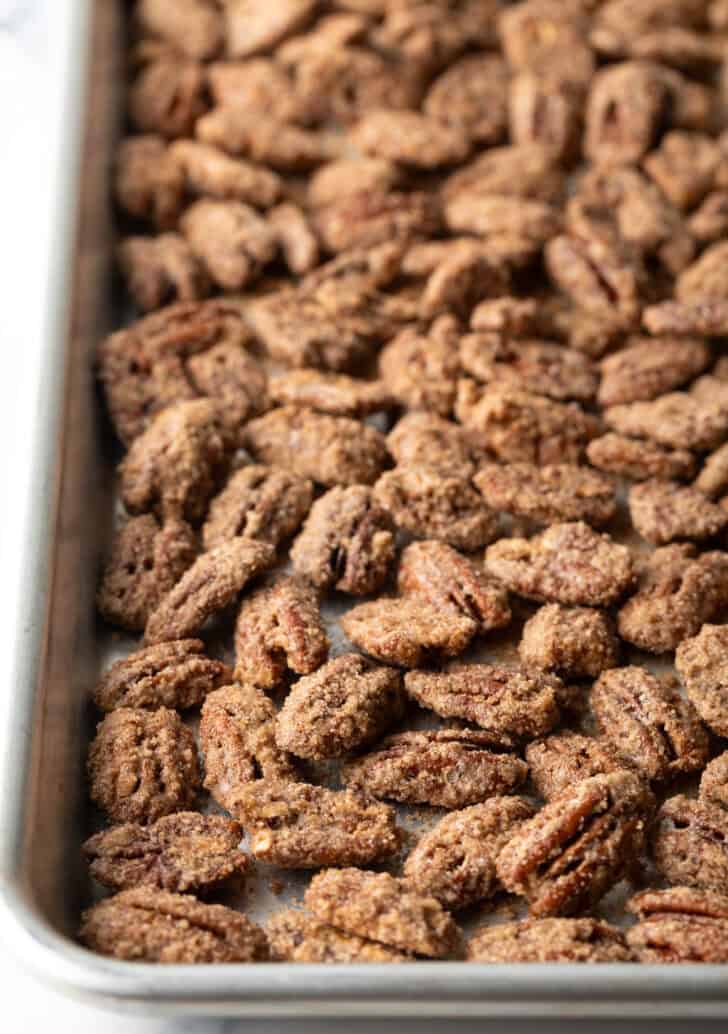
[267,910,408,963]
[525,731,627,801]
[196,108,339,169]
[701,751,728,810]
[587,433,696,483]
[519,605,619,679]
[598,337,710,408]
[455,382,601,465]
[508,73,583,164]
[88,708,200,824]
[114,135,184,230]
[202,465,312,551]
[120,399,235,524]
[470,296,540,336]
[343,729,527,808]
[234,577,328,690]
[290,485,395,596]
[93,639,230,712]
[424,53,509,145]
[584,61,672,167]
[676,623,728,737]
[397,540,511,634]
[619,545,728,654]
[627,886,728,963]
[232,781,400,868]
[459,336,597,403]
[386,411,490,480]
[180,199,276,291]
[351,109,469,169]
[378,324,460,418]
[144,538,275,644]
[467,918,632,963]
[404,664,561,740]
[677,241,728,304]
[308,158,402,208]
[695,442,728,499]
[545,234,643,323]
[200,684,296,812]
[605,393,728,452]
[495,771,652,917]
[371,0,491,70]
[244,408,387,487]
[341,596,476,668]
[117,234,209,313]
[644,131,721,210]
[484,522,635,606]
[222,0,317,57]
[136,0,222,60]
[83,812,247,893]
[444,194,560,247]
[443,143,564,204]
[419,247,509,322]
[266,202,319,275]
[643,299,728,337]
[269,370,393,418]
[404,797,535,911]
[652,795,728,893]
[306,868,460,959]
[475,463,616,528]
[591,0,708,57]
[592,666,709,782]
[97,515,197,633]
[498,0,594,82]
[206,56,301,120]
[314,190,440,255]
[79,888,267,963]
[184,340,269,436]
[169,140,281,209]
[373,468,498,552]
[129,55,207,139]
[628,480,727,545]
[276,654,403,761]
[687,190,728,242]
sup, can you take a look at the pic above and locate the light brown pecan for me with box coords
[404,797,535,911]
[79,887,268,963]
[444,194,560,248]
[267,910,408,963]
[618,546,728,654]
[687,190,728,243]
[244,407,387,487]
[397,540,511,634]
[97,515,198,633]
[627,886,728,963]
[386,411,491,480]
[498,0,595,82]
[591,666,709,783]
[200,684,296,812]
[93,639,230,712]
[232,781,400,868]
[525,731,628,801]
[308,158,402,208]
[234,578,328,690]
[222,0,317,57]
[169,139,281,210]
[519,604,619,679]
[628,480,727,545]
[443,143,564,204]
[591,0,709,58]
[469,296,540,336]
[509,72,584,163]
[114,135,185,230]
[586,433,697,482]
[306,867,461,959]
[378,324,461,418]
[202,465,313,551]
[455,382,601,465]
[373,468,498,553]
[545,234,643,322]
[144,538,275,644]
[676,623,728,738]
[351,109,470,169]
[475,462,616,528]
[206,56,302,120]
[584,61,672,167]
[485,522,635,606]
[495,770,652,916]
[598,337,710,408]
[276,654,403,761]
[701,751,728,810]
[82,812,247,893]
[120,399,235,524]
[290,485,396,596]
[267,202,319,275]
[652,795,728,892]
[467,918,633,963]
[695,442,728,498]
[643,299,728,337]
[269,370,393,418]
[644,131,721,210]
[405,663,561,740]
[129,55,208,139]
[459,335,597,403]
[196,107,340,170]
[343,730,528,809]
[136,0,223,60]
[677,240,728,303]
[184,340,269,436]
[419,246,509,322]
[314,190,440,255]
[604,392,728,452]
[424,53,509,144]
[180,199,277,291]
[88,708,200,824]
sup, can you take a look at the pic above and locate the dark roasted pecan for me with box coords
[275,654,403,761]
[459,335,597,403]
[628,480,728,546]
[83,812,247,893]
[495,771,652,916]
[676,623,728,737]
[79,887,268,963]
[627,886,728,963]
[231,781,400,868]
[485,522,635,606]
[290,485,396,596]
[652,795,728,892]
[404,797,535,911]
[525,731,627,801]
[234,578,328,690]
[343,730,528,809]
[592,666,709,782]
[88,708,200,824]
[519,604,619,679]
[587,433,696,483]
[144,538,275,644]
[202,465,313,551]
[467,918,633,963]
[475,462,616,527]
[93,639,230,712]
[267,910,408,963]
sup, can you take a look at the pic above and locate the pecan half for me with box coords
[223,0,317,58]
[605,392,728,452]
[129,55,207,139]
[424,53,509,144]
[341,596,477,668]
[136,0,223,60]
[202,465,313,551]
[525,731,627,801]
[584,61,672,167]
[628,480,727,545]
[652,795,728,892]
[598,336,710,408]
[378,324,461,418]
[545,234,643,322]
[180,199,277,290]
[314,189,440,254]
[386,412,490,479]
[643,299,728,337]
[586,433,696,483]
[475,462,616,527]
[169,139,281,208]
[627,887,728,963]
[676,623,728,738]
[114,135,185,230]
[519,604,619,679]
[701,751,728,811]
[269,370,394,418]
[351,109,470,169]
[459,335,597,403]
[467,918,633,963]
[267,910,408,963]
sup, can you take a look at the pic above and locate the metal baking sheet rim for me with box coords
[1,0,728,1017]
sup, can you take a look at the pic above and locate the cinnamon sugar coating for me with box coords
[519,604,619,678]
[467,918,633,963]
[605,392,728,452]
[385,412,491,479]
[586,433,696,483]
[114,134,185,230]
[202,465,313,551]
[341,596,477,668]
[525,732,628,801]
[267,909,408,963]
[628,480,727,545]
[459,335,597,403]
[652,795,728,892]
[627,887,728,963]
[676,623,728,737]
[269,370,394,418]
[598,337,710,408]
[474,462,617,527]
